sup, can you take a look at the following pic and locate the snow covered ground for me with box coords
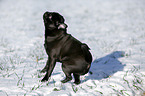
[0,0,145,95]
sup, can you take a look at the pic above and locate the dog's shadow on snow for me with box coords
[84,51,126,81]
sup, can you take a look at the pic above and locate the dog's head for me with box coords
[43,12,67,30]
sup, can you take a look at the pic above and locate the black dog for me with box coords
[41,12,92,84]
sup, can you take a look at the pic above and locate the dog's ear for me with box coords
[58,23,68,29]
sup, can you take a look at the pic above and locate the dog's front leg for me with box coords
[41,58,49,73]
[41,44,49,73]
[41,57,56,82]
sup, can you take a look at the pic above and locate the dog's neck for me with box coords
[45,29,67,39]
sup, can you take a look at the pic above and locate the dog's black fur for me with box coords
[41,12,92,84]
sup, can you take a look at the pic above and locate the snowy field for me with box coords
[0,0,145,95]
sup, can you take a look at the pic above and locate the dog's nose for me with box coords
[49,15,52,19]
[45,13,52,20]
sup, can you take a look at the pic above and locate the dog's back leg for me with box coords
[73,73,80,84]
[61,65,72,83]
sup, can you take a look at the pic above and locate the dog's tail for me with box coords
[81,43,92,64]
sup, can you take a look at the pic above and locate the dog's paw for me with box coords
[74,81,81,85]
[41,76,48,82]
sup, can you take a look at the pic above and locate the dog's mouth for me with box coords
[43,14,56,29]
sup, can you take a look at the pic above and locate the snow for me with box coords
[0,0,145,95]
